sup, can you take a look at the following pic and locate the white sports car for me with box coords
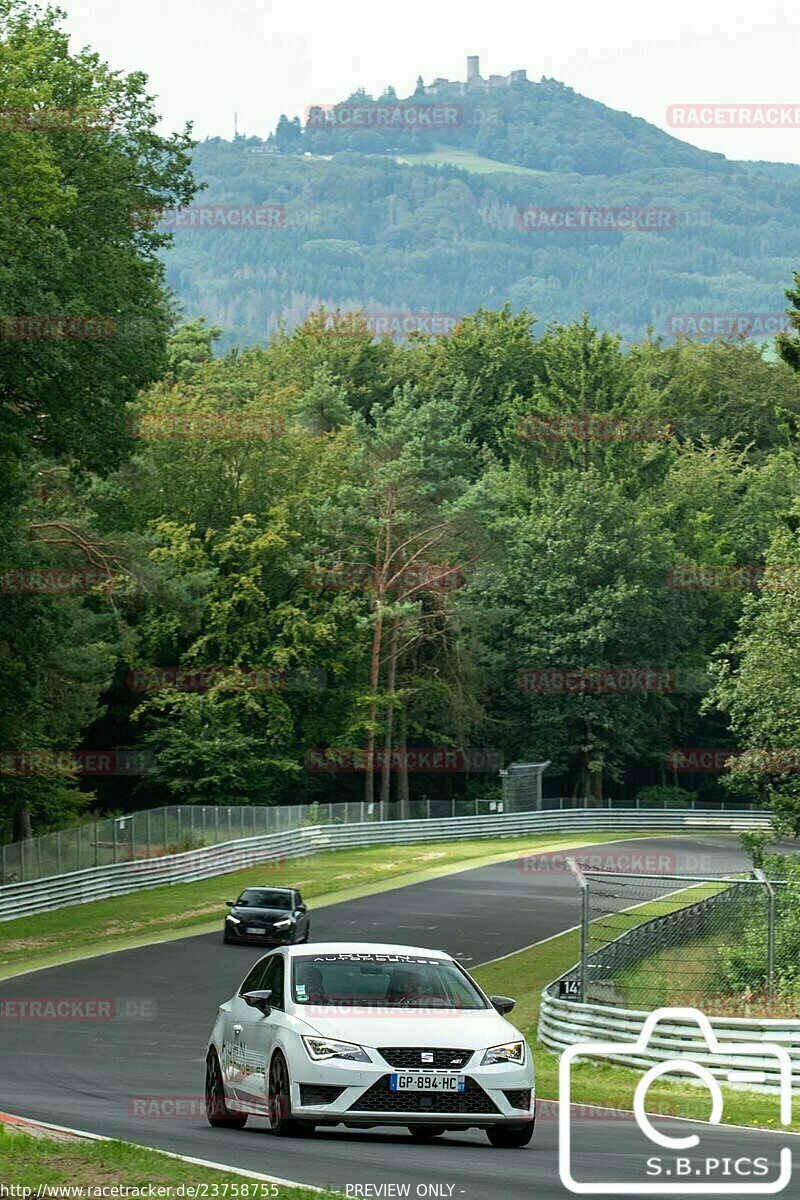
[206,941,536,1147]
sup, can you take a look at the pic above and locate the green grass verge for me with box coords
[0,832,665,980]
[473,912,795,1134]
[0,1124,335,1193]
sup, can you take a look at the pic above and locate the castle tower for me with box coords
[466,55,480,83]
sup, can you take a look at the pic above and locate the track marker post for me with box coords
[566,855,590,1003]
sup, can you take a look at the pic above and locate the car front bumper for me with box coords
[224,922,294,944]
[289,1055,535,1128]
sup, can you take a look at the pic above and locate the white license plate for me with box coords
[245,926,266,934]
[389,1073,465,1093]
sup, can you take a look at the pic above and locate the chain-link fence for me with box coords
[559,861,793,1017]
[0,791,764,886]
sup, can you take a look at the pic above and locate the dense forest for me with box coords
[159,100,800,349]
[4,2,800,844]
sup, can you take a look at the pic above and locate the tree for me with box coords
[0,0,198,837]
[707,516,800,833]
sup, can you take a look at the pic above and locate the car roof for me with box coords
[239,885,297,892]
[284,941,450,959]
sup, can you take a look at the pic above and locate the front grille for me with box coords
[299,1084,345,1106]
[377,1047,473,1070]
[503,1089,532,1112]
[350,1075,499,1114]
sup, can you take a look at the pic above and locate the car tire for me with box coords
[486,1120,534,1148]
[408,1126,445,1141]
[268,1053,312,1137]
[205,1050,247,1129]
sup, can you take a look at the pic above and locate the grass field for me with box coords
[0,1124,333,1194]
[396,147,549,176]
[0,831,665,979]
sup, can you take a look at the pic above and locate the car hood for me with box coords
[232,906,292,920]
[293,1006,522,1049]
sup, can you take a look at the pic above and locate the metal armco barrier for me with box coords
[538,990,800,1092]
[0,807,769,922]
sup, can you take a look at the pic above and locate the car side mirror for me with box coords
[297,904,306,914]
[226,901,235,907]
[243,989,273,1014]
[490,995,516,1015]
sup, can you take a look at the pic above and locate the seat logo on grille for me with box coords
[421,1052,434,1063]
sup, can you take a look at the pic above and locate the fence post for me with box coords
[112,820,118,864]
[566,857,590,1004]
[56,831,62,875]
[754,869,776,1000]
[1,843,5,885]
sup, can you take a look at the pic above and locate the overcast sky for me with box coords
[60,0,798,163]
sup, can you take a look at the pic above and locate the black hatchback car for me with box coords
[223,886,310,945]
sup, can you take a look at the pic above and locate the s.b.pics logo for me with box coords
[558,1007,792,1194]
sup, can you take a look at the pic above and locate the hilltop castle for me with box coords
[423,56,527,96]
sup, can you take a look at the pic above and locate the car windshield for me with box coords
[237,889,293,909]
[290,952,488,1009]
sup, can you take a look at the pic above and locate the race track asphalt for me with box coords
[0,833,795,1198]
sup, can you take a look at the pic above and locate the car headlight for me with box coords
[302,1036,370,1063]
[273,918,293,929]
[226,915,241,925]
[481,1040,526,1066]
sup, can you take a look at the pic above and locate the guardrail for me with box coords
[0,806,769,922]
[538,869,799,1093]
[538,990,800,1091]
[0,794,762,886]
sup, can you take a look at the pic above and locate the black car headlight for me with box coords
[480,1040,526,1066]
[273,917,293,930]
[226,915,241,925]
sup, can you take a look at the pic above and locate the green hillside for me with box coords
[163,120,800,352]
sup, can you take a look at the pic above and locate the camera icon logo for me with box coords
[558,1006,793,1194]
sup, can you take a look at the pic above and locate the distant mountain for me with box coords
[160,73,800,351]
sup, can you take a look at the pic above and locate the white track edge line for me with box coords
[0,1111,327,1190]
